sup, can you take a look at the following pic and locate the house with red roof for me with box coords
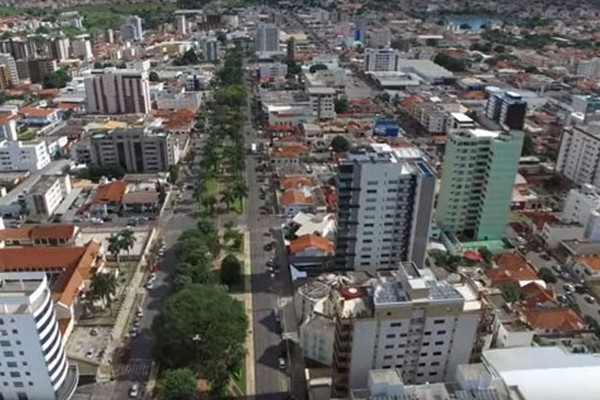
[287,233,334,274]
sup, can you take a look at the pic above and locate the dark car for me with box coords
[264,242,275,251]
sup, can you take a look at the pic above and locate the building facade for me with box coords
[255,23,280,53]
[0,53,19,86]
[23,175,72,217]
[307,87,336,120]
[0,272,78,400]
[84,68,151,115]
[27,59,57,84]
[120,16,143,42]
[436,129,524,241]
[556,124,600,186]
[330,264,481,397]
[335,144,435,271]
[0,120,51,172]
[201,37,219,61]
[50,37,70,61]
[364,48,399,72]
[89,127,181,173]
[485,89,527,130]
[71,39,93,61]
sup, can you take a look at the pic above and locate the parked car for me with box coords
[585,294,596,303]
[563,284,575,293]
[129,384,139,398]
[278,357,286,370]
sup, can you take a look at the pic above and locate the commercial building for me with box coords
[254,23,280,54]
[0,53,19,86]
[330,263,482,397]
[335,144,435,271]
[437,129,524,241]
[156,91,202,110]
[84,68,151,115]
[0,119,51,172]
[89,127,182,173]
[556,123,600,186]
[50,37,70,61]
[307,87,336,120]
[364,48,399,72]
[0,272,79,400]
[258,62,288,81]
[120,15,143,42]
[485,88,527,130]
[26,58,57,84]
[396,59,454,84]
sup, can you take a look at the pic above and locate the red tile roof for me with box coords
[525,212,559,230]
[272,145,310,158]
[0,224,77,242]
[281,176,312,190]
[488,252,538,286]
[93,181,127,204]
[520,282,555,308]
[19,106,58,117]
[281,190,312,206]
[289,234,334,254]
[521,307,586,333]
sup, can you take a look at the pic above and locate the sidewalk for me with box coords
[242,228,256,396]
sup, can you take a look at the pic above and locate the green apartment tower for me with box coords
[436,129,524,241]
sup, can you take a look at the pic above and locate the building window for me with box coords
[437,330,446,335]
[433,351,442,356]
[13,381,23,387]
[7,362,16,368]
[3,352,13,357]
[434,319,444,324]
[0,341,9,347]
[390,322,402,327]
[383,355,392,360]
[10,372,20,378]
[435,341,444,345]
[386,334,396,339]
[431,362,440,366]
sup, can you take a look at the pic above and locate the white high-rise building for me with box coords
[121,16,143,42]
[84,68,151,115]
[201,37,219,62]
[71,38,93,61]
[334,144,435,271]
[50,37,70,61]
[176,15,186,35]
[576,58,600,79]
[0,53,19,86]
[330,263,482,397]
[0,272,78,400]
[0,119,51,172]
[556,123,600,186]
[255,23,280,54]
[364,48,399,72]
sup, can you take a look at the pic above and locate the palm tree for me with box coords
[107,234,124,270]
[229,178,248,201]
[119,228,136,261]
[220,188,235,212]
[89,273,118,315]
[201,194,217,215]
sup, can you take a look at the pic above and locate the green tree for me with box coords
[152,285,248,396]
[522,134,534,156]
[149,71,160,81]
[89,273,118,314]
[434,53,466,72]
[334,98,349,114]
[229,178,248,201]
[425,38,439,47]
[107,234,125,269]
[220,254,242,287]
[493,45,506,53]
[538,267,557,284]
[220,188,236,212]
[478,247,493,263]
[43,68,71,89]
[155,368,197,400]
[168,164,180,184]
[309,63,328,73]
[118,228,137,260]
[331,135,351,152]
[83,165,126,181]
[200,194,217,215]
[525,65,539,74]
[501,284,520,303]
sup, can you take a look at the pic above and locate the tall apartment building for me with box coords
[330,263,481,397]
[121,16,143,42]
[364,48,399,72]
[0,272,79,400]
[0,53,19,86]
[89,127,182,173]
[485,89,527,130]
[0,39,29,60]
[576,58,600,79]
[254,23,280,53]
[71,38,93,61]
[201,37,219,62]
[436,129,524,241]
[335,144,435,271]
[176,14,187,35]
[572,94,600,115]
[27,58,57,84]
[286,37,296,63]
[556,123,600,186]
[307,87,336,120]
[50,37,70,61]
[0,119,51,172]
[84,68,151,115]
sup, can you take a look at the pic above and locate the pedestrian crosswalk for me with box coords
[115,359,153,380]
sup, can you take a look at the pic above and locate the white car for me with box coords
[129,384,139,398]
[146,281,154,290]
[278,357,286,369]
[136,307,143,318]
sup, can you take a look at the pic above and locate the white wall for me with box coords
[349,319,378,390]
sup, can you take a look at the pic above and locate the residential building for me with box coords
[19,107,61,125]
[89,127,182,173]
[254,23,280,54]
[330,263,482,397]
[176,15,186,35]
[446,112,475,133]
[561,185,600,225]
[27,58,57,84]
[0,64,12,89]
[84,68,151,115]
[307,87,336,120]
[485,89,527,130]
[258,62,288,81]
[571,94,600,115]
[0,224,80,247]
[155,91,202,110]
[556,123,600,186]
[575,58,600,79]
[354,17,367,43]
[22,174,72,217]
[201,37,219,61]
[121,191,160,214]
[91,180,127,216]
[0,272,79,400]
[436,129,524,241]
[334,144,435,271]
[288,234,335,272]
[0,53,19,86]
[286,37,296,63]
[364,48,399,72]
[185,74,210,91]
[50,37,70,61]
[0,120,51,172]
[0,39,28,60]
[120,16,143,42]
[71,38,93,61]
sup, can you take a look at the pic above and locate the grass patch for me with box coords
[231,197,244,214]
[17,130,36,141]
[204,177,218,195]
[232,363,246,396]
[69,3,176,31]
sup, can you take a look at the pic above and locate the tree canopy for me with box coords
[220,254,242,287]
[331,135,351,152]
[173,49,199,66]
[334,98,349,114]
[155,368,197,400]
[43,68,71,89]
[309,63,328,73]
[434,53,466,72]
[149,71,160,81]
[152,285,248,396]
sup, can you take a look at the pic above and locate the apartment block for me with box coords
[22,174,72,217]
[0,53,19,86]
[200,37,219,61]
[255,23,280,54]
[71,38,93,61]
[307,87,336,120]
[50,37,70,61]
[89,127,182,173]
[84,68,151,115]
[330,263,482,397]
[556,124,600,186]
[121,16,143,42]
[364,48,399,72]
[27,59,57,84]
[437,129,524,241]
[0,272,79,400]
[335,144,435,271]
[485,88,527,130]
[0,120,51,172]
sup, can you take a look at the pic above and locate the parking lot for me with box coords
[66,325,113,363]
